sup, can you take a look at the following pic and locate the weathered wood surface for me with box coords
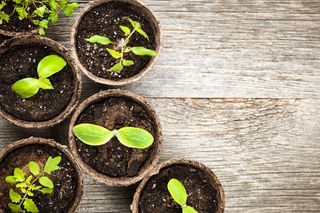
[1,0,320,212]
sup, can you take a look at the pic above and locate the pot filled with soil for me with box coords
[68,89,162,186]
[0,35,81,128]
[0,0,79,36]
[132,159,225,213]
[71,0,162,85]
[0,137,84,212]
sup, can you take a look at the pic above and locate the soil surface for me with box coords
[75,96,157,177]
[76,1,157,80]
[0,44,75,122]
[0,2,36,33]
[0,144,79,212]
[0,34,10,44]
[138,164,219,213]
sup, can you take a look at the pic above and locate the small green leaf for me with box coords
[16,182,27,189]
[116,127,154,149]
[28,161,40,176]
[183,206,198,213]
[106,48,122,59]
[122,60,134,67]
[38,77,54,90]
[131,47,157,57]
[29,185,41,191]
[167,179,187,206]
[108,62,123,73]
[12,78,40,99]
[44,156,61,175]
[73,123,114,146]
[5,176,17,184]
[16,7,28,19]
[23,198,39,213]
[39,28,45,36]
[20,188,26,194]
[125,17,141,29]
[123,48,131,53]
[26,175,33,184]
[8,203,23,213]
[120,25,131,35]
[27,191,34,197]
[9,189,22,203]
[40,188,53,194]
[37,55,67,78]
[48,12,59,23]
[85,35,112,45]
[33,5,47,17]
[13,168,25,182]
[39,19,49,29]
[136,28,149,41]
[64,2,79,16]
[39,176,54,188]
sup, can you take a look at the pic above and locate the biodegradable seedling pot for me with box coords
[132,159,225,213]
[0,36,82,128]
[0,137,84,212]
[69,89,162,186]
[71,0,162,86]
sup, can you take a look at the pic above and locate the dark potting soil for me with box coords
[0,44,75,122]
[75,97,157,177]
[139,164,219,213]
[76,1,157,80]
[0,144,79,212]
[0,34,10,44]
[0,2,36,33]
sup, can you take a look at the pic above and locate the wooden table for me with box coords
[1,0,319,212]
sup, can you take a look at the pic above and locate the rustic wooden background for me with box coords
[0,0,320,212]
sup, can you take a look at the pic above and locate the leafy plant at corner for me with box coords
[85,17,157,73]
[73,123,154,149]
[167,179,198,213]
[0,0,79,35]
[5,156,62,213]
[12,55,67,99]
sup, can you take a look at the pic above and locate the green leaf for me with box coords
[33,5,47,17]
[120,25,131,35]
[167,179,187,206]
[20,188,26,194]
[23,198,39,213]
[8,203,23,213]
[44,156,61,175]
[38,55,67,78]
[183,206,198,213]
[108,63,123,73]
[39,176,54,188]
[9,189,22,203]
[39,19,49,29]
[73,123,114,146]
[12,78,40,99]
[27,191,34,197]
[14,168,25,182]
[48,12,59,23]
[64,2,79,16]
[60,0,68,9]
[131,47,157,57]
[85,35,112,45]
[26,175,33,184]
[16,7,28,20]
[29,185,41,191]
[116,127,154,149]
[29,161,40,176]
[38,28,45,36]
[38,77,54,90]
[106,48,122,59]
[5,176,17,184]
[0,13,10,23]
[122,60,134,67]
[0,2,6,10]
[136,28,149,41]
[16,182,27,189]
[125,17,141,29]
[50,1,59,10]
[40,188,53,194]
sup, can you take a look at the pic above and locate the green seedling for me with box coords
[12,55,67,99]
[85,17,157,73]
[167,179,198,213]
[73,123,154,149]
[0,0,78,35]
[5,156,62,213]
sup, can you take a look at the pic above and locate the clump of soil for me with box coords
[76,1,157,80]
[0,44,75,122]
[75,96,157,177]
[0,144,79,212]
[0,2,36,33]
[138,164,219,213]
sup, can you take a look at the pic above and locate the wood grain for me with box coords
[0,98,319,212]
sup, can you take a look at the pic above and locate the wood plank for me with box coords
[42,0,320,98]
[0,98,319,212]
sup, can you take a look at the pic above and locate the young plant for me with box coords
[0,0,78,35]
[167,179,198,213]
[73,123,154,149]
[5,156,62,213]
[85,17,157,73]
[12,55,67,99]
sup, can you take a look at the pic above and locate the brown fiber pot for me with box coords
[71,0,162,86]
[0,137,84,212]
[0,24,37,37]
[0,35,82,128]
[131,159,225,213]
[68,89,163,186]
